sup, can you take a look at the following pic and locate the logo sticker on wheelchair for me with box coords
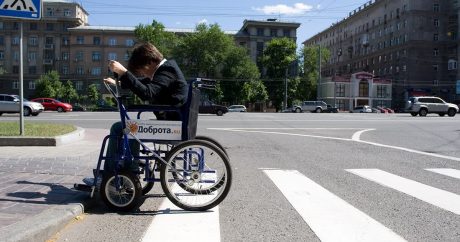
[127,120,182,140]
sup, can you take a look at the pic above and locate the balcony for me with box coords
[43,59,53,65]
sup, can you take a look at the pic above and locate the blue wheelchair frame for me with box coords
[89,78,205,198]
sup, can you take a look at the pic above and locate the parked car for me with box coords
[322,105,339,113]
[228,105,247,112]
[351,105,372,113]
[406,96,458,117]
[0,94,44,116]
[292,101,328,113]
[199,100,228,116]
[94,104,118,112]
[72,104,87,111]
[31,98,73,112]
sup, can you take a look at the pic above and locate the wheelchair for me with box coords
[75,78,232,212]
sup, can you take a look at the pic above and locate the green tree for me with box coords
[134,20,178,58]
[35,71,62,98]
[173,23,234,78]
[62,80,78,103]
[87,84,100,104]
[261,38,297,110]
[221,45,261,104]
[241,79,268,103]
[301,46,331,100]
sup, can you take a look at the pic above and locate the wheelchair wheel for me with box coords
[195,135,228,156]
[160,139,232,211]
[100,171,142,212]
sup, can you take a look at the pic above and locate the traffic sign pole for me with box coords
[19,22,24,135]
[0,0,42,135]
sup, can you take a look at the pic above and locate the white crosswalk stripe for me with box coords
[263,169,406,242]
[425,168,460,180]
[346,169,460,215]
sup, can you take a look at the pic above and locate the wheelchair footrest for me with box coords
[74,183,92,192]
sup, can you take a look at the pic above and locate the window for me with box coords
[13,51,19,60]
[433,80,439,86]
[448,59,458,70]
[433,4,440,12]
[62,36,69,45]
[433,48,439,56]
[336,83,345,97]
[29,81,36,90]
[93,37,101,45]
[91,67,102,76]
[76,81,83,90]
[0,51,4,59]
[256,42,264,57]
[92,51,101,61]
[108,52,117,61]
[62,52,69,60]
[434,19,439,27]
[12,80,19,89]
[29,22,37,30]
[433,64,439,71]
[76,66,84,75]
[124,53,130,61]
[64,9,71,16]
[46,8,53,16]
[359,80,369,97]
[29,36,38,46]
[257,28,264,36]
[13,22,19,30]
[46,23,54,31]
[28,66,36,74]
[108,38,117,46]
[0,36,3,45]
[45,37,53,45]
[283,29,290,37]
[270,29,277,37]
[12,36,19,45]
[76,51,84,61]
[377,86,387,98]
[76,36,84,44]
[126,39,134,47]
[62,65,69,74]
[28,52,37,61]
[402,65,407,72]
[0,22,3,30]
[434,34,439,41]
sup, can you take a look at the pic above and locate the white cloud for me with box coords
[175,21,181,25]
[253,3,313,15]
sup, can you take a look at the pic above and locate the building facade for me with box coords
[0,0,300,101]
[303,0,459,111]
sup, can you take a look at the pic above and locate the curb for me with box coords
[0,126,85,146]
[0,192,97,242]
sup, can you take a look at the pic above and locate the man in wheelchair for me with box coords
[83,42,188,187]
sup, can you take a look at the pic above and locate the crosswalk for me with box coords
[142,167,460,242]
[265,167,460,242]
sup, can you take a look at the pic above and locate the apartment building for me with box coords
[234,19,300,72]
[303,0,459,110]
[0,0,300,99]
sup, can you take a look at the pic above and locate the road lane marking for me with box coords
[351,129,375,141]
[210,128,460,162]
[425,168,460,180]
[346,169,460,215]
[141,188,220,242]
[263,169,406,242]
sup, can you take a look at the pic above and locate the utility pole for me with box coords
[317,45,322,100]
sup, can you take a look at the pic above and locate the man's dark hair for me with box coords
[128,42,163,72]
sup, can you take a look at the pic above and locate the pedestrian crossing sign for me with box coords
[0,0,41,20]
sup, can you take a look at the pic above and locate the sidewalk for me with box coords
[0,128,108,242]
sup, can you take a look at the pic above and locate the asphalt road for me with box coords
[2,111,460,241]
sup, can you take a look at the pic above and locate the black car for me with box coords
[199,100,228,116]
[322,105,339,113]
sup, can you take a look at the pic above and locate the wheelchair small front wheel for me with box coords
[160,139,232,211]
[100,171,142,212]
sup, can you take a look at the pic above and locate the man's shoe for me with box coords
[83,176,102,190]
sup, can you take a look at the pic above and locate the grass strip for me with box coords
[0,122,76,137]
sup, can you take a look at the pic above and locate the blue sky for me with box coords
[77,0,367,46]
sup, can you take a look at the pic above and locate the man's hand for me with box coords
[103,77,117,85]
[108,60,127,76]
